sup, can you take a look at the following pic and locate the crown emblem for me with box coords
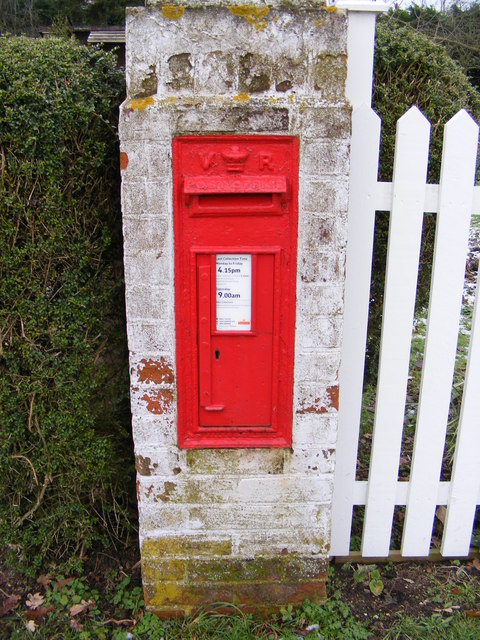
[221,146,249,173]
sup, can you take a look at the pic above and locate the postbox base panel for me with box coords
[141,544,328,616]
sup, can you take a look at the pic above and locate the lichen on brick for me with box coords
[129,96,155,111]
[228,5,269,30]
[313,53,347,101]
[161,4,185,20]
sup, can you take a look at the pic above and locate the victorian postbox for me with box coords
[173,136,298,448]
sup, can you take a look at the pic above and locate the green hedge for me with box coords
[367,19,480,379]
[0,36,133,570]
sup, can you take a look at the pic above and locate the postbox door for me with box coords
[173,135,298,448]
[196,251,277,428]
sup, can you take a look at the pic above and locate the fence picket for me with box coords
[362,107,430,557]
[441,272,480,556]
[331,105,381,556]
[402,111,479,556]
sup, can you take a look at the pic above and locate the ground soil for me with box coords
[331,557,480,637]
[1,545,479,637]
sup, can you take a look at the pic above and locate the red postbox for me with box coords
[173,136,298,448]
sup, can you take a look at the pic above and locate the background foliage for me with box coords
[0,36,133,570]
[367,18,480,378]
[0,0,144,34]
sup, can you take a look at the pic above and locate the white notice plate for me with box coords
[216,254,251,331]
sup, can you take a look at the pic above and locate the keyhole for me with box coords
[215,350,220,359]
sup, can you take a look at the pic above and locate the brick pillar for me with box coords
[120,0,350,616]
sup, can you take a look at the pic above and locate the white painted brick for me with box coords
[294,315,343,350]
[139,503,189,532]
[126,319,175,354]
[125,285,173,321]
[300,140,350,177]
[296,107,351,141]
[135,446,185,477]
[294,382,339,416]
[238,475,332,504]
[187,503,321,531]
[285,447,336,475]
[130,385,177,425]
[186,449,285,476]
[296,284,344,318]
[119,105,173,143]
[294,349,341,384]
[121,183,170,216]
[120,141,171,180]
[292,414,338,447]
[301,178,349,215]
[123,251,173,288]
[131,414,177,448]
[233,525,330,557]
[299,250,344,285]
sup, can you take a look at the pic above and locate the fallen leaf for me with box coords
[0,595,21,617]
[465,610,480,618]
[403,578,414,584]
[473,558,480,571]
[435,506,447,524]
[25,605,54,621]
[25,619,36,632]
[36,574,52,589]
[70,600,95,617]
[26,593,44,610]
[356,564,377,575]
[55,577,74,590]
[70,618,83,631]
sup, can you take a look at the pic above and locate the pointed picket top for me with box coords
[444,108,479,135]
[353,102,382,127]
[394,106,431,161]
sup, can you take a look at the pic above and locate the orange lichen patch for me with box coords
[327,385,339,410]
[322,5,338,12]
[161,4,185,19]
[233,93,250,103]
[137,358,174,385]
[141,389,174,415]
[130,96,155,111]
[120,151,128,170]
[228,5,269,25]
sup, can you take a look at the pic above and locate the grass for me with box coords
[2,559,480,639]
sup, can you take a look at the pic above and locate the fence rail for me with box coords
[331,105,480,558]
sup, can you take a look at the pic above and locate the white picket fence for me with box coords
[331,105,480,558]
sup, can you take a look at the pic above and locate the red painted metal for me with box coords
[173,135,298,448]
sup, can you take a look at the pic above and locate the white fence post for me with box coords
[331,105,381,556]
